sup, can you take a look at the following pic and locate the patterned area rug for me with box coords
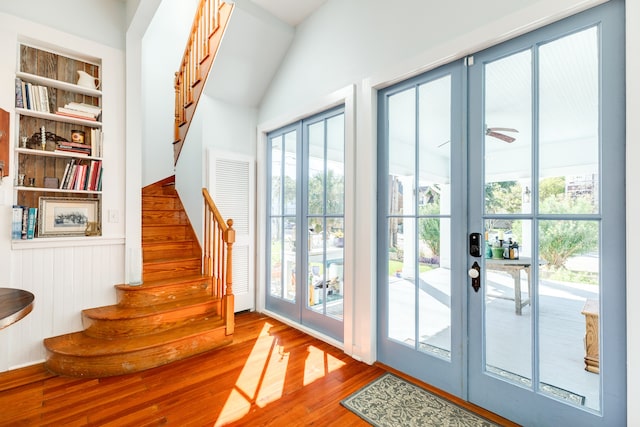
[341,373,502,427]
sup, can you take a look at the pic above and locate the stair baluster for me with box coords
[203,187,234,335]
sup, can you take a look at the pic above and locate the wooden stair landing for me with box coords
[43,177,232,378]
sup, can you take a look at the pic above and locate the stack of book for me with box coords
[60,159,102,191]
[15,78,51,113]
[12,205,38,240]
[56,141,91,156]
[55,102,101,121]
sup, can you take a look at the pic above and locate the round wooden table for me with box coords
[0,288,34,330]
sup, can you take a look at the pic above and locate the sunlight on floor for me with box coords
[215,321,346,425]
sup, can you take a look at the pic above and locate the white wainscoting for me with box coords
[0,238,125,372]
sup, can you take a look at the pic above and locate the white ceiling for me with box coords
[249,0,326,26]
[204,0,327,107]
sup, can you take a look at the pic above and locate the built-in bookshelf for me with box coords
[13,43,103,240]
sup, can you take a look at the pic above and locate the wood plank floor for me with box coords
[0,312,518,426]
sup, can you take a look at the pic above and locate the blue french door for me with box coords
[377,60,465,395]
[378,1,625,425]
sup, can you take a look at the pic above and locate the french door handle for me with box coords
[469,261,481,292]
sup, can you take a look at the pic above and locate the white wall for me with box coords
[141,0,199,187]
[175,95,257,247]
[0,12,127,371]
[0,0,126,50]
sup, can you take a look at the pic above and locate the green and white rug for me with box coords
[341,373,503,427]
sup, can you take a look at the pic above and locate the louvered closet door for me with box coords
[208,151,255,312]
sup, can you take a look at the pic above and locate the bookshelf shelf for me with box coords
[16,71,102,97]
[15,147,101,161]
[15,186,102,195]
[15,108,102,128]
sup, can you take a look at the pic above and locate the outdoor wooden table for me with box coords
[581,299,599,373]
[0,288,34,330]
[485,257,531,315]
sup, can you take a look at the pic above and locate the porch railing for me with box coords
[202,187,235,335]
[174,0,233,163]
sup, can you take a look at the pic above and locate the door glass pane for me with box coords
[326,217,344,320]
[326,114,345,215]
[388,217,416,347]
[484,50,532,215]
[308,216,325,310]
[419,75,451,216]
[271,137,282,215]
[270,217,283,298]
[539,220,600,410]
[308,122,325,215]
[418,217,451,358]
[389,87,416,216]
[269,130,297,303]
[416,75,452,359]
[484,219,532,385]
[283,218,296,302]
[284,132,297,215]
[539,28,599,214]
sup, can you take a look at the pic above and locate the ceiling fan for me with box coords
[486,126,518,143]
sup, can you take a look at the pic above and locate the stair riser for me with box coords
[82,301,222,339]
[142,196,181,210]
[143,258,201,278]
[44,328,231,378]
[143,242,199,260]
[142,210,188,226]
[116,282,210,307]
[143,225,191,241]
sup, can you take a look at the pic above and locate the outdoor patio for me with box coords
[388,260,600,411]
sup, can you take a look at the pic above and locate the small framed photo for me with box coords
[38,197,100,237]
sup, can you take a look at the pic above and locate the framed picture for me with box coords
[38,197,100,237]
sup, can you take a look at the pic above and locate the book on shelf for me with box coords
[14,78,24,108]
[56,142,92,156]
[39,85,50,112]
[58,141,91,149]
[54,148,90,156]
[97,167,103,191]
[26,208,37,240]
[65,102,102,115]
[54,110,98,121]
[12,205,24,240]
[21,206,28,240]
[90,128,103,157]
[60,159,77,189]
[58,159,100,191]
[56,106,96,118]
[16,81,52,113]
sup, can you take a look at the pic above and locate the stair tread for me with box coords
[84,295,219,320]
[45,316,226,356]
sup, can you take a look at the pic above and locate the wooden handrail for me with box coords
[174,0,233,164]
[202,187,235,335]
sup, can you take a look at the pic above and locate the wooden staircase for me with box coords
[43,177,233,378]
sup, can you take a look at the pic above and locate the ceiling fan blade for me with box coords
[486,131,516,143]
[487,127,518,133]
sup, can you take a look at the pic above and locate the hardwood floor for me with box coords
[0,312,517,426]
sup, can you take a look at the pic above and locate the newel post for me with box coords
[223,218,235,335]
